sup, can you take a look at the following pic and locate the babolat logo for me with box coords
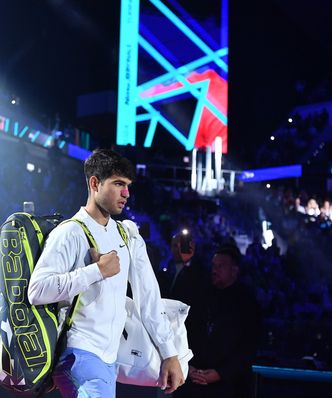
[0,228,48,368]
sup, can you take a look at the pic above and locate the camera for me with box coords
[180,229,192,254]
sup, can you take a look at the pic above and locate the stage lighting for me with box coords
[26,162,35,172]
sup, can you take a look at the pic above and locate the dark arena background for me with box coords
[2,0,332,397]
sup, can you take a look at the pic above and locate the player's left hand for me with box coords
[159,356,185,394]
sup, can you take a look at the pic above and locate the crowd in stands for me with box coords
[256,185,332,368]
[1,136,332,372]
[131,176,332,371]
[295,79,332,105]
[255,108,331,168]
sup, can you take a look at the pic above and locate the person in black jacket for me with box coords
[157,229,207,306]
[175,244,261,398]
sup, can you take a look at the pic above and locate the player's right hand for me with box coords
[90,248,120,278]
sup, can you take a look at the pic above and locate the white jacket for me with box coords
[28,207,177,363]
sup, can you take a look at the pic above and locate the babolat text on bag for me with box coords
[0,212,62,395]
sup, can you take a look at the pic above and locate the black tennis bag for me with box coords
[0,212,62,395]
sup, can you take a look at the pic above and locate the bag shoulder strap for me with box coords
[63,218,98,250]
[59,218,97,327]
[116,220,129,248]
[62,218,129,325]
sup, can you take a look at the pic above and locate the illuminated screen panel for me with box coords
[0,109,67,150]
[117,0,228,152]
[238,165,303,182]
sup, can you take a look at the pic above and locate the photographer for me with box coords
[157,229,207,306]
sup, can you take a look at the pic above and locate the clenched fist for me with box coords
[90,248,120,278]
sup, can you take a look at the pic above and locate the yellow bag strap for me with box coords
[62,218,129,326]
[70,218,98,250]
[116,221,129,248]
[61,218,98,327]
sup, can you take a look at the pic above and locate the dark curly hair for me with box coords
[84,148,136,188]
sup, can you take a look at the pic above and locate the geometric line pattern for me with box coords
[117,0,228,152]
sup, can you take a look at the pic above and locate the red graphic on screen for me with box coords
[140,69,228,152]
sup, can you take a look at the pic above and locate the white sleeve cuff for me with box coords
[158,341,178,360]
[81,263,104,287]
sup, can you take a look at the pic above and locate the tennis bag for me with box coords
[0,212,96,396]
[0,212,61,394]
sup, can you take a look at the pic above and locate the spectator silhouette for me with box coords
[175,244,261,398]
